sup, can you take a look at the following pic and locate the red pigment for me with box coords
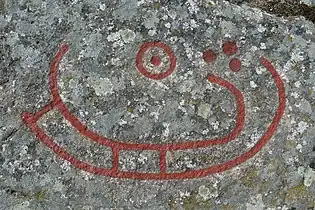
[203,49,217,63]
[136,41,176,80]
[229,58,242,72]
[150,55,161,66]
[223,41,238,56]
[22,43,286,180]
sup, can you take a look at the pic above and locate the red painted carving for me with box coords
[22,41,286,180]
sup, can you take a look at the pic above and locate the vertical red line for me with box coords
[160,150,167,173]
[111,148,119,173]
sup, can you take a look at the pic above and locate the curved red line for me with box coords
[48,43,245,150]
[22,43,286,180]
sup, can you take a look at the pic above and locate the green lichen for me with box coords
[217,204,237,210]
[169,193,212,210]
[285,183,308,201]
[286,140,297,149]
[241,170,259,188]
[267,157,285,174]
[35,189,46,201]
[127,107,133,113]
[190,99,201,106]
[182,195,199,210]
[259,180,272,193]
[183,194,212,210]
[168,196,177,210]
[65,75,75,83]
[288,34,293,42]
[292,62,301,72]
[154,2,161,10]
[200,154,214,163]
[308,89,313,96]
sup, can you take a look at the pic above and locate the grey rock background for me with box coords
[1,0,315,209]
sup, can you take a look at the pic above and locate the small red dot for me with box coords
[203,49,217,63]
[223,41,238,56]
[229,58,242,72]
[150,56,161,66]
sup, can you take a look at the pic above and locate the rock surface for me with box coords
[1,0,315,209]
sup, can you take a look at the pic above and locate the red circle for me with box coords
[203,49,217,63]
[223,41,238,56]
[150,55,161,66]
[136,41,176,80]
[24,43,286,180]
[229,58,242,72]
[48,45,246,151]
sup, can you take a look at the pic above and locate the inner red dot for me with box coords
[229,58,242,72]
[223,41,238,56]
[203,49,217,63]
[150,56,161,66]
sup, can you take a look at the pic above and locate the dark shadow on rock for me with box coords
[227,0,315,23]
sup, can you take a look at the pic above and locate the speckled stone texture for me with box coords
[1,0,315,209]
